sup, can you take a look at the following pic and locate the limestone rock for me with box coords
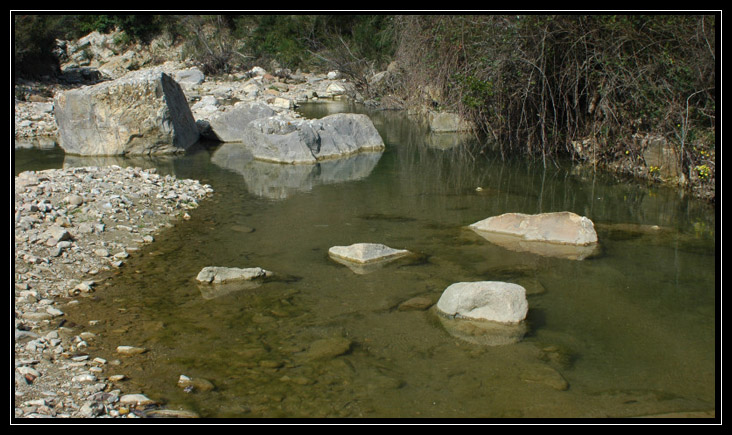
[54,68,200,155]
[196,266,271,284]
[436,281,528,324]
[198,101,276,142]
[241,113,385,164]
[469,212,599,260]
[328,243,411,273]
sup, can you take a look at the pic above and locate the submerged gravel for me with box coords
[14,165,213,418]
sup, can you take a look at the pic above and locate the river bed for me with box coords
[14,101,717,419]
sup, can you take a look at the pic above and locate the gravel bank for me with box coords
[14,165,213,418]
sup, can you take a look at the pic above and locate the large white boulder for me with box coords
[469,212,599,260]
[436,281,528,324]
[54,68,200,155]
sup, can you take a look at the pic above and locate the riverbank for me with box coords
[14,165,212,418]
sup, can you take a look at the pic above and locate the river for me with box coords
[14,101,717,419]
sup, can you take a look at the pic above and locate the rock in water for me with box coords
[54,68,200,155]
[436,281,528,324]
[469,212,599,260]
[328,243,410,264]
[196,266,271,284]
[241,113,385,164]
[470,212,597,245]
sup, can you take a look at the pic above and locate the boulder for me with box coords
[469,212,599,260]
[54,68,200,155]
[428,111,474,132]
[436,281,528,324]
[241,113,385,164]
[197,101,276,142]
[196,266,271,284]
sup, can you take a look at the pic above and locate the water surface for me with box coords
[15,101,717,419]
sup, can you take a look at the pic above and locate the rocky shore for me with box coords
[14,165,213,418]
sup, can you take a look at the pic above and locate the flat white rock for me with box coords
[328,243,410,264]
[196,266,270,284]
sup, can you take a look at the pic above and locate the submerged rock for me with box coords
[469,212,599,260]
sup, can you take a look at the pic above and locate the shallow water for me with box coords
[15,101,717,419]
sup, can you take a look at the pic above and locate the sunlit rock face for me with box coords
[435,281,529,346]
[195,266,272,299]
[469,212,599,260]
[328,243,411,274]
[54,69,200,156]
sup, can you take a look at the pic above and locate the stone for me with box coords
[119,394,156,407]
[173,67,205,87]
[177,374,215,392]
[328,243,410,264]
[54,68,200,155]
[195,266,271,284]
[428,111,474,132]
[299,337,352,361]
[436,281,528,324]
[240,113,385,164]
[469,212,599,260]
[116,345,146,355]
[198,101,276,142]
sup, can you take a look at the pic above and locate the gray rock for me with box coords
[436,281,528,324]
[240,113,385,164]
[470,212,598,245]
[469,212,599,260]
[196,266,271,284]
[199,101,276,142]
[328,243,410,264]
[54,68,200,155]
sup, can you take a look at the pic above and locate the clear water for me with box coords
[15,101,717,419]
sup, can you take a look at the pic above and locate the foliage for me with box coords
[392,14,716,173]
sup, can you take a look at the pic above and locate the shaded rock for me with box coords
[54,68,199,155]
[198,101,276,142]
[428,111,474,132]
[469,212,599,260]
[299,337,352,361]
[520,364,569,391]
[436,311,528,346]
[436,281,528,324]
[145,409,200,418]
[398,295,435,311]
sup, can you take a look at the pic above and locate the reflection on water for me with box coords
[210,142,383,200]
[15,102,717,419]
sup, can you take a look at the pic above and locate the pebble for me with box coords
[14,166,213,418]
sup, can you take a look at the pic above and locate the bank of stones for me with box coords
[14,165,213,418]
